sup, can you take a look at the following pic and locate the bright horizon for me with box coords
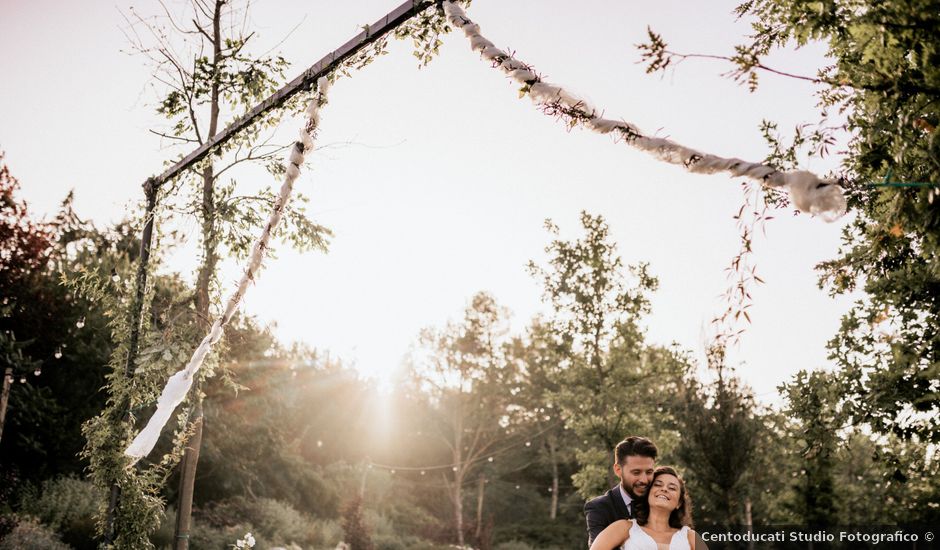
[1,0,857,405]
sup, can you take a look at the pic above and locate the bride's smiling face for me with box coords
[648,473,681,510]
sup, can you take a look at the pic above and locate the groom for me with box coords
[584,436,657,545]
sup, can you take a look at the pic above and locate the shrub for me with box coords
[310,518,343,547]
[19,476,102,549]
[190,522,256,549]
[0,516,70,550]
[371,533,452,550]
[341,495,374,550]
[494,542,537,550]
[196,497,315,547]
[150,506,176,549]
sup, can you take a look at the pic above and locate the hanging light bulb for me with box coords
[525,441,531,447]
[487,457,494,462]
[19,376,26,384]
[420,470,426,476]
[34,368,41,376]
[54,348,63,359]
[76,317,85,329]
[111,270,120,282]
[452,466,458,472]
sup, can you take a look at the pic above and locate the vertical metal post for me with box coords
[104,177,160,545]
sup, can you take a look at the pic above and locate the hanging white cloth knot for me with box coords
[783,171,847,222]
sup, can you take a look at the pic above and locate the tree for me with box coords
[507,318,577,521]
[0,163,118,485]
[528,212,686,497]
[0,152,53,293]
[670,345,763,526]
[413,292,518,547]
[781,370,842,527]
[639,0,940,446]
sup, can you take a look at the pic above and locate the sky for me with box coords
[0,0,858,405]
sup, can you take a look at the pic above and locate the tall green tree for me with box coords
[670,346,763,526]
[781,370,843,526]
[507,318,578,521]
[528,212,686,497]
[413,292,518,547]
[639,0,940,445]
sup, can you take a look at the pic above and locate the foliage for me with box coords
[781,370,843,526]
[196,496,315,548]
[0,152,53,292]
[412,292,519,546]
[0,516,71,550]
[528,212,687,497]
[342,495,375,550]
[669,349,763,526]
[19,476,103,549]
[0,178,116,488]
[638,0,940,445]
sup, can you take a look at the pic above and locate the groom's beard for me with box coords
[622,481,648,500]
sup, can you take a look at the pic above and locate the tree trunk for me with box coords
[174,401,203,550]
[174,2,223,547]
[548,435,559,520]
[0,367,12,444]
[474,474,485,539]
[607,446,617,489]
[744,496,754,550]
[454,473,464,547]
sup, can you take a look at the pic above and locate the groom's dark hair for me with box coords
[615,436,658,465]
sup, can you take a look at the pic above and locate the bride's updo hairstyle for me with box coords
[634,466,693,529]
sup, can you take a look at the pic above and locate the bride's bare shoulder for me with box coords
[589,520,632,550]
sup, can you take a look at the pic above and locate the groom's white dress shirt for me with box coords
[619,485,634,515]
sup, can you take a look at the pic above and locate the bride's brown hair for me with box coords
[634,466,693,529]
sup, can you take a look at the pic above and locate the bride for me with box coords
[589,466,700,550]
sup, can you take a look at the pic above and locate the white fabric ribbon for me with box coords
[124,77,332,460]
[441,1,846,222]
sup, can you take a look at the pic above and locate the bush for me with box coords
[341,495,374,550]
[492,521,582,550]
[190,522,256,549]
[196,497,315,547]
[0,516,71,550]
[150,506,176,549]
[494,542,537,550]
[18,476,102,549]
[371,533,452,550]
[310,518,343,547]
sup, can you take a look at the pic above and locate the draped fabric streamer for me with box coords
[124,77,332,460]
[441,1,847,222]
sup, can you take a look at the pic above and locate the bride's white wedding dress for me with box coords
[621,519,691,550]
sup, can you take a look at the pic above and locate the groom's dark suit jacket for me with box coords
[584,486,634,545]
